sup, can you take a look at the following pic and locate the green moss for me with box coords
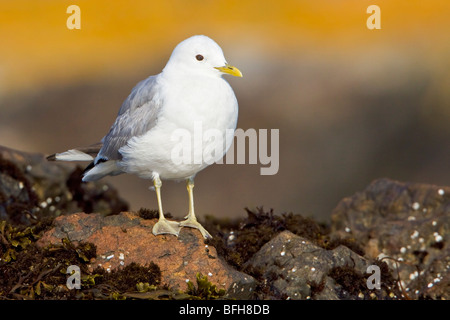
[0,220,39,262]
[185,273,226,300]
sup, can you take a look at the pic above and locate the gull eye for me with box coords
[196,54,204,61]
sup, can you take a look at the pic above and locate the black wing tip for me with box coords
[82,158,107,176]
[82,161,95,176]
[46,154,57,161]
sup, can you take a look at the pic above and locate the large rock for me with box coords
[330,178,449,299]
[244,231,390,300]
[37,211,256,298]
[242,179,449,300]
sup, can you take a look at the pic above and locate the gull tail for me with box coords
[47,149,95,162]
[46,142,102,162]
[47,142,122,181]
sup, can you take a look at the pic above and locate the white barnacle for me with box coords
[280,244,286,256]
[433,232,443,242]
[409,271,418,280]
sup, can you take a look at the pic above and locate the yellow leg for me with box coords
[151,175,181,237]
[179,177,211,239]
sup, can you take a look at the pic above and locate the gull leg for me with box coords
[179,177,212,239]
[151,175,181,237]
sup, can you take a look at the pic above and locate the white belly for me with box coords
[118,76,238,180]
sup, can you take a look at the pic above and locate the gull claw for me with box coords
[179,218,212,239]
[152,219,181,237]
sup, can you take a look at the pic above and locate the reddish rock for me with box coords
[37,211,255,297]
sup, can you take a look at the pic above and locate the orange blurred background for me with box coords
[1,0,449,222]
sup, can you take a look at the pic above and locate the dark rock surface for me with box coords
[0,145,128,225]
[244,231,381,300]
[331,178,449,299]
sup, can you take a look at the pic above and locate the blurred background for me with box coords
[0,0,449,222]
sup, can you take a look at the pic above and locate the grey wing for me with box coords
[97,75,163,161]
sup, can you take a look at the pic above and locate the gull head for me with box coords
[163,35,242,78]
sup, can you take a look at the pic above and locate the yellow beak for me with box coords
[215,64,243,77]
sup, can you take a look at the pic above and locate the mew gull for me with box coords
[48,35,242,239]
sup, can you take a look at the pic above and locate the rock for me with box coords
[2,148,448,301]
[0,145,128,225]
[330,178,449,299]
[37,211,256,298]
[244,230,388,300]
